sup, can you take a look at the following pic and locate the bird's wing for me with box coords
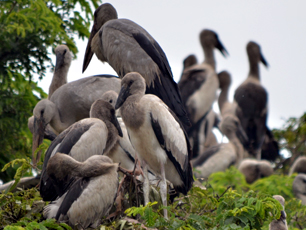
[145,95,193,193]
[104,19,190,127]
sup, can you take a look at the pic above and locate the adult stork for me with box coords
[28,44,72,142]
[82,3,190,128]
[115,72,193,218]
[32,74,121,165]
[178,29,228,157]
[44,153,118,229]
[234,41,269,159]
[40,99,122,201]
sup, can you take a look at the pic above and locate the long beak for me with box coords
[216,39,229,57]
[55,52,64,71]
[115,85,130,110]
[32,117,46,166]
[112,115,123,137]
[260,53,269,68]
[82,22,100,73]
[236,123,248,146]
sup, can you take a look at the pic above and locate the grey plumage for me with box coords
[269,195,288,230]
[289,156,306,176]
[292,173,306,205]
[31,75,121,165]
[43,153,118,229]
[234,41,269,159]
[238,158,273,183]
[40,99,122,201]
[83,3,190,127]
[115,72,193,218]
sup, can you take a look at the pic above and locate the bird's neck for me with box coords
[49,107,68,133]
[203,47,216,70]
[77,162,118,178]
[120,94,145,129]
[230,136,244,166]
[248,59,260,80]
[218,85,229,112]
[104,121,119,154]
[48,67,69,99]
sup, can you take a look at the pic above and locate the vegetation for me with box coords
[0,0,100,182]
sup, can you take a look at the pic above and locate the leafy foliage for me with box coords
[0,0,101,182]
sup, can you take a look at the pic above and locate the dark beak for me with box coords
[236,123,248,146]
[112,115,123,137]
[82,22,100,73]
[55,52,64,71]
[115,85,130,110]
[216,39,229,57]
[32,117,46,166]
[260,53,269,68]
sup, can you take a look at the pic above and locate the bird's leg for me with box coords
[160,162,168,219]
[142,160,150,206]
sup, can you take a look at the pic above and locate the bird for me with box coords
[31,74,121,165]
[28,44,72,142]
[182,54,198,70]
[218,70,279,161]
[289,156,306,176]
[238,158,273,183]
[48,44,72,98]
[269,195,288,230]
[83,3,190,128]
[234,41,269,159]
[292,173,306,205]
[100,90,137,172]
[178,29,228,158]
[43,153,118,229]
[39,99,123,201]
[192,114,248,178]
[115,72,193,218]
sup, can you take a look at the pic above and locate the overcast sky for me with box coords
[37,0,306,131]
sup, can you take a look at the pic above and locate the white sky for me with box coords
[37,0,306,131]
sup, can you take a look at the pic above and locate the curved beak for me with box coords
[82,22,100,73]
[260,53,269,68]
[32,117,46,166]
[236,123,248,146]
[112,115,123,137]
[216,39,229,57]
[115,85,130,110]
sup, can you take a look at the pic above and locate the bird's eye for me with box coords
[41,109,44,116]
[128,80,134,86]
[110,99,113,103]
[63,49,67,55]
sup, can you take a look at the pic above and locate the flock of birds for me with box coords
[3,2,305,229]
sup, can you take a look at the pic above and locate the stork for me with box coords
[83,3,190,128]
[115,72,193,218]
[234,41,269,159]
[32,74,121,165]
[269,195,288,230]
[178,29,228,158]
[40,99,122,201]
[292,174,306,205]
[44,153,118,229]
[238,159,273,183]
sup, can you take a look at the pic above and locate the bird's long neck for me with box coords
[203,46,216,70]
[218,85,229,113]
[248,58,260,80]
[49,107,68,133]
[230,136,244,166]
[104,121,119,154]
[76,162,118,178]
[48,66,69,99]
[120,94,145,129]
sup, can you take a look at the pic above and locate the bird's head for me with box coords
[54,44,72,70]
[200,29,229,57]
[115,72,146,109]
[247,41,269,68]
